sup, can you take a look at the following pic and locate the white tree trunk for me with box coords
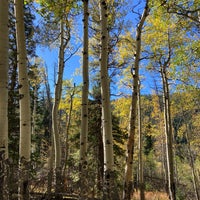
[100,0,113,174]
[52,20,65,170]
[0,0,9,199]
[161,66,176,200]
[52,20,66,195]
[79,1,89,198]
[123,2,149,199]
[80,0,89,192]
[14,0,31,199]
[100,1,117,199]
[15,0,31,161]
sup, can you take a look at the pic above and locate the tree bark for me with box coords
[52,20,65,197]
[100,1,118,199]
[0,0,9,199]
[14,0,31,199]
[123,2,149,200]
[161,66,176,200]
[79,0,89,198]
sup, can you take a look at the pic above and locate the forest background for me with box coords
[0,0,200,200]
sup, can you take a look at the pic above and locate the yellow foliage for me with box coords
[143,3,187,54]
[117,31,135,63]
[112,97,131,130]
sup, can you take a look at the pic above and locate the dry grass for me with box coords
[133,191,169,200]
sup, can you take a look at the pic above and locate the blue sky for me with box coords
[34,0,155,96]
[34,6,83,93]
[36,46,82,89]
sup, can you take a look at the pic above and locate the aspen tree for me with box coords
[156,30,176,200]
[159,31,176,197]
[0,0,9,199]
[123,2,149,199]
[52,20,66,196]
[79,0,89,197]
[161,64,176,200]
[146,29,176,199]
[14,0,31,199]
[36,1,73,196]
[142,2,195,198]
[100,1,118,199]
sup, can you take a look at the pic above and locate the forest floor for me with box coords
[133,191,169,200]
